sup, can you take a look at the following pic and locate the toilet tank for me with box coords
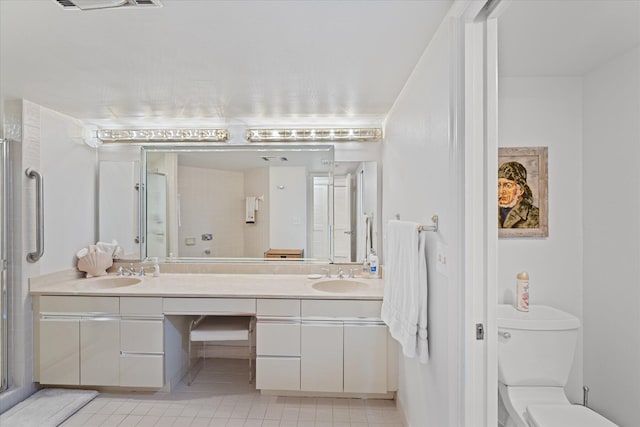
[497,304,580,387]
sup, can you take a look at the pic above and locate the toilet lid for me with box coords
[526,405,618,427]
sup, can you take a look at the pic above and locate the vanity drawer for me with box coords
[301,299,382,318]
[257,299,300,317]
[120,319,164,353]
[257,322,300,356]
[120,297,163,315]
[256,357,300,391]
[163,298,256,314]
[39,296,119,314]
[119,354,164,388]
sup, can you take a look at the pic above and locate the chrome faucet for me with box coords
[337,267,344,279]
[117,264,138,276]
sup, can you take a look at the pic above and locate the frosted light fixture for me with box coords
[96,128,229,143]
[245,128,382,142]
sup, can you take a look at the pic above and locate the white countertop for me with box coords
[29,273,385,300]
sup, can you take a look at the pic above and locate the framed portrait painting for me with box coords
[498,146,548,238]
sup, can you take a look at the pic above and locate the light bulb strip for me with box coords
[96,128,229,143]
[245,128,382,142]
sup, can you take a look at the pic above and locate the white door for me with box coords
[343,323,387,393]
[300,322,343,392]
[146,172,168,257]
[80,318,120,386]
[311,177,330,259]
[463,1,500,424]
[333,175,352,262]
[39,317,80,385]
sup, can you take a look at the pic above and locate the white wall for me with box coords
[498,77,584,403]
[244,167,270,258]
[178,166,244,257]
[0,100,98,412]
[40,107,97,273]
[269,167,307,253]
[382,16,462,427]
[582,46,640,427]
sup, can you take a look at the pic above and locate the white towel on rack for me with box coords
[245,196,256,223]
[381,220,429,363]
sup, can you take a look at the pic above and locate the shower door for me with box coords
[0,138,7,392]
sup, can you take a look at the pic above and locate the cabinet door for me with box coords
[301,322,343,392]
[39,317,80,385]
[256,322,300,356]
[256,357,300,391]
[344,323,387,393]
[121,319,164,353]
[80,318,120,386]
[120,354,164,388]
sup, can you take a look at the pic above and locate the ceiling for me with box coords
[499,0,640,77]
[0,0,453,125]
[3,1,637,127]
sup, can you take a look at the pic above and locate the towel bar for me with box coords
[394,214,439,233]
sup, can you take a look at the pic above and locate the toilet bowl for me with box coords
[497,304,617,427]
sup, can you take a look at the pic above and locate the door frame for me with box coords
[459,0,506,424]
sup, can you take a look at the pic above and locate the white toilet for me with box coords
[497,304,618,427]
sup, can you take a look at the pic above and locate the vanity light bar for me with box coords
[96,128,229,143]
[245,128,382,142]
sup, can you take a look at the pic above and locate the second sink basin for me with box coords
[85,276,142,289]
[312,279,369,293]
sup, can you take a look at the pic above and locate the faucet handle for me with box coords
[139,266,146,277]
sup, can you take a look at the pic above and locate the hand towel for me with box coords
[381,220,429,362]
[246,196,256,223]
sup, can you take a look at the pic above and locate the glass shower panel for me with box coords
[0,138,7,392]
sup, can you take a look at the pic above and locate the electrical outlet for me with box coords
[436,241,447,275]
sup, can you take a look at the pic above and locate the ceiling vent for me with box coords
[54,0,162,10]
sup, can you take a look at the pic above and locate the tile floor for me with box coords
[61,359,405,427]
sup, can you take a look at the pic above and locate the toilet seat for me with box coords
[526,404,618,427]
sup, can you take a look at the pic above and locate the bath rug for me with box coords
[0,388,98,427]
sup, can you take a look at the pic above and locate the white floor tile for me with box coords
[59,358,402,427]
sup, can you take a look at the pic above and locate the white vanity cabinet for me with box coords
[256,297,394,396]
[38,296,120,386]
[301,299,389,394]
[36,295,165,388]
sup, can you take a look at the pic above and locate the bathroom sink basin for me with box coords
[85,277,142,288]
[312,279,369,293]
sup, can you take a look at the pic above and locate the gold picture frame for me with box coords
[498,146,548,238]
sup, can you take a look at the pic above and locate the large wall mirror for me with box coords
[98,144,378,263]
[143,145,334,261]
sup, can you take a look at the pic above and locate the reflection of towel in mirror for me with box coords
[381,220,429,363]
[246,197,256,223]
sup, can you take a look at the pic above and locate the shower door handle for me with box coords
[26,168,44,263]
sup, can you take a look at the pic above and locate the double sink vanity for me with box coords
[29,266,397,398]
